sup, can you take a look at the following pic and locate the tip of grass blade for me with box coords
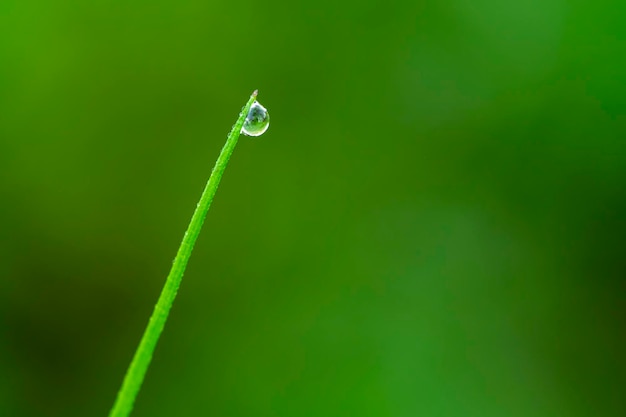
[252,89,258,97]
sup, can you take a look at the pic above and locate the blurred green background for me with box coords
[1,0,625,416]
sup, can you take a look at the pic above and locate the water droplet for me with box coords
[242,101,270,137]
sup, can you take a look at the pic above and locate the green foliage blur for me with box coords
[1,1,625,416]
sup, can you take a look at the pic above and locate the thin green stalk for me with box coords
[108,90,259,417]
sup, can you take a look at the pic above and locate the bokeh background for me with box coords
[1,1,625,416]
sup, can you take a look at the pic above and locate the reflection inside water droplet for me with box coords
[242,101,270,137]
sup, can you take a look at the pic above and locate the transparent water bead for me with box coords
[242,101,270,137]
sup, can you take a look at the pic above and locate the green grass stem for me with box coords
[108,90,259,417]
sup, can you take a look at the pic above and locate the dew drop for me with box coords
[242,101,270,137]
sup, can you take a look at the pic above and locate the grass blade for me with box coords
[108,90,259,417]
